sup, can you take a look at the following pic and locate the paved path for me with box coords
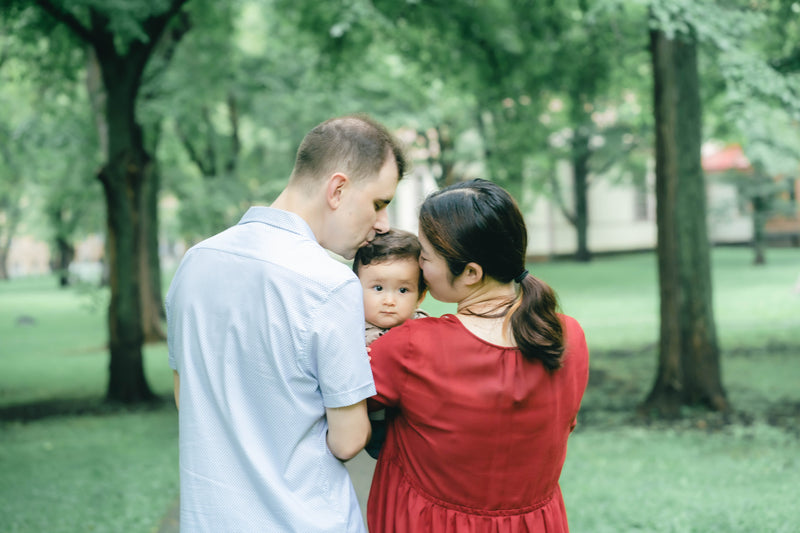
[155,451,377,532]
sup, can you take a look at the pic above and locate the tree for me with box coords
[0,122,26,280]
[643,2,728,416]
[545,0,651,261]
[716,0,800,264]
[15,0,191,402]
[0,23,103,284]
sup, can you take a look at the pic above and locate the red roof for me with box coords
[702,144,751,173]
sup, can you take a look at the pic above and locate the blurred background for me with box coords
[1,1,799,532]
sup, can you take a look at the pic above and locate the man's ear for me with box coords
[459,262,484,286]
[326,173,349,210]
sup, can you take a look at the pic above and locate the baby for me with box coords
[353,229,428,458]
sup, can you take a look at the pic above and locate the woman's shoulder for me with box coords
[394,313,458,334]
[557,313,589,365]
[377,314,460,344]
[558,312,581,327]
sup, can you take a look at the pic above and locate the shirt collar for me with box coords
[238,206,317,242]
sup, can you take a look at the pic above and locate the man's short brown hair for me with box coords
[290,114,408,186]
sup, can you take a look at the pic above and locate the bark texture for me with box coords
[643,28,729,417]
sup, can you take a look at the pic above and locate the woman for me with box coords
[367,179,589,532]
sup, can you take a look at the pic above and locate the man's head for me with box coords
[289,115,408,259]
[353,229,426,329]
[290,114,407,188]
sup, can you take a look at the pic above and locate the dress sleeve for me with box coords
[368,321,414,408]
[311,278,376,408]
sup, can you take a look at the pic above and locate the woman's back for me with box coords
[368,313,589,531]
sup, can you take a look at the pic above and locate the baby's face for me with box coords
[358,258,422,330]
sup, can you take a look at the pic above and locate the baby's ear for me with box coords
[417,289,428,304]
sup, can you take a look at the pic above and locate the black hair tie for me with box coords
[514,270,529,284]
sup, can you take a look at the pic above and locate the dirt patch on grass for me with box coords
[582,363,800,438]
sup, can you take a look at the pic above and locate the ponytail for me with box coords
[510,274,564,371]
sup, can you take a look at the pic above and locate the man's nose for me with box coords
[374,209,390,234]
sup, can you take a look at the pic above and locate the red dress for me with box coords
[367,314,589,533]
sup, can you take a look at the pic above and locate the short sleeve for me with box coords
[367,321,414,408]
[310,278,376,408]
[165,296,176,371]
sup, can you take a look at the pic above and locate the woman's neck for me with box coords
[456,280,516,316]
[455,281,517,346]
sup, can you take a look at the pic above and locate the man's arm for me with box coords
[325,400,371,461]
[172,370,180,410]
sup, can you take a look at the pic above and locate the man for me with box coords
[166,115,406,532]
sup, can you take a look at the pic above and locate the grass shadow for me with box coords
[0,394,175,423]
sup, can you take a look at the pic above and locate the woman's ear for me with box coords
[326,173,348,209]
[459,262,484,286]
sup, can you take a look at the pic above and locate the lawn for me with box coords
[1,246,798,532]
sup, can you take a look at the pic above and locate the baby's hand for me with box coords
[366,346,372,362]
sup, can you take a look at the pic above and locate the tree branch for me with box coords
[131,0,191,63]
[201,106,217,176]
[141,10,192,92]
[33,0,94,44]
[175,123,213,177]
[547,159,577,226]
[225,93,240,175]
[771,47,800,74]
[593,140,641,176]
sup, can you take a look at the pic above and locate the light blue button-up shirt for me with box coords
[167,207,375,532]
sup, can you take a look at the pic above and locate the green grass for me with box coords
[1,276,177,533]
[562,422,799,533]
[530,246,800,351]
[0,408,178,533]
[1,246,799,532]
[0,277,174,405]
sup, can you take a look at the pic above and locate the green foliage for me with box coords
[0,28,103,273]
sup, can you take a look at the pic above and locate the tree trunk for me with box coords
[140,123,166,342]
[572,125,591,262]
[32,0,187,402]
[98,56,154,404]
[752,195,767,265]
[643,27,728,417]
[54,234,74,287]
[0,238,10,280]
[750,169,769,266]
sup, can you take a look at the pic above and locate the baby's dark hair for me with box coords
[353,229,426,294]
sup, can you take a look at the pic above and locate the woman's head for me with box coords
[418,179,527,285]
[419,178,564,371]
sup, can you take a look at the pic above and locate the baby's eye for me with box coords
[398,287,410,294]
[372,285,383,292]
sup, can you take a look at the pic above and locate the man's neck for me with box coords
[271,187,324,241]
